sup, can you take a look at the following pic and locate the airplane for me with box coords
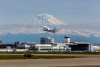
[43,26,60,33]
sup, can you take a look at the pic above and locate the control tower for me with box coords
[64,35,70,43]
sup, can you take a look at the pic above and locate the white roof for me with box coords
[65,42,90,45]
[25,44,30,47]
[65,42,77,45]
[74,42,90,44]
[56,43,66,47]
[36,44,52,47]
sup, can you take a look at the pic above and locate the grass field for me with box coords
[0,52,100,59]
[0,52,100,54]
[0,54,77,59]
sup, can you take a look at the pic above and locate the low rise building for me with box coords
[67,42,90,51]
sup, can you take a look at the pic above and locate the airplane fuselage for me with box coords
[43,26,59,33]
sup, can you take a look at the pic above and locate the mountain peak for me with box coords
[37,14,51,17]
[28,14,67,25]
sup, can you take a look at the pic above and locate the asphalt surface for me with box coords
[0,58,100,67]
[0,54,100,67]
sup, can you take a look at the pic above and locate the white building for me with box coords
[35,43,68,52]
[40,37,54,44]
[16,43,30,52]
[90,43,100,52]
[35,44,52,52]
[64,36,70,43]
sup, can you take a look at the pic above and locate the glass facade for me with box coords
[69,44,90,51]
[40,37,50,44]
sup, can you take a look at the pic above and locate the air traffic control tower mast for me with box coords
[64,36,70,43]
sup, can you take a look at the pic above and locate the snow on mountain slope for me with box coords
[27,14,67,26]
[0,14,100,37]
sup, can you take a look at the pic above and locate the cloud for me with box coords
[0,13,100,37]
[0,23,100,37]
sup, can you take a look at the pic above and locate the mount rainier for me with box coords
[27,14,67,25]
[0,14,100,37]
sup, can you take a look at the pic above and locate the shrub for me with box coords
[24,54,32,58]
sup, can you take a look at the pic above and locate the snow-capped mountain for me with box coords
[27,14,67,26]
[0,14,100,37]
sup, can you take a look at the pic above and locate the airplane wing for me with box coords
[51,28,60,33]
[43,26,60,33]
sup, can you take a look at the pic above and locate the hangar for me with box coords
[68,42,90,51]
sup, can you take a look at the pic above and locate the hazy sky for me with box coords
[0,0,100,25]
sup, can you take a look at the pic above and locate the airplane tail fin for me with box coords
[54,27,60,30]
[53,27,60,33]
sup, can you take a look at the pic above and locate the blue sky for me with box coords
[0,0,100,25]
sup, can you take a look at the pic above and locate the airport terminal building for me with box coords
[68,42,90,51]
[14,36,91,52]
[0,36,91,52]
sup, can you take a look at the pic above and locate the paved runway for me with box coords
[0,58,100,67]
[0,54,100,67]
